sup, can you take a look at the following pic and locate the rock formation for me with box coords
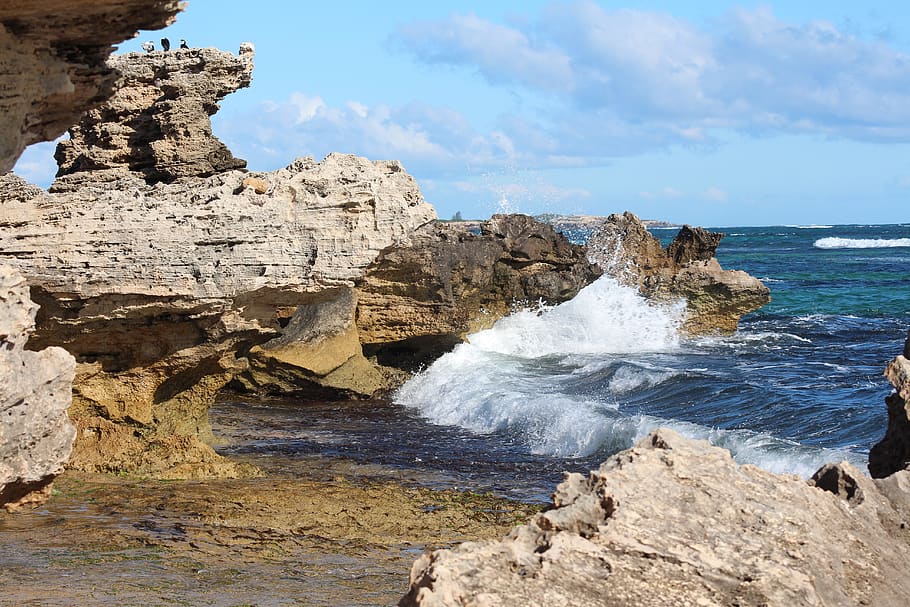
[236,214,599,398]
[0,266,75,512]
[0,44,438,476]
[401,428,910,607]
[53,44,254,187]
[869,331,910,478]
[355,214,601,372]
[0,0,182,173]
[587,211,770,334]
[0,0,183,510]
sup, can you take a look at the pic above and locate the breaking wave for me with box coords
[814,237,910,249]
[395,276,865,478]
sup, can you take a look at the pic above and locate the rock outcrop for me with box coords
[402,428,910,607]
[355,214,602,372]
[0,266,76,512]
[587,211,770,334]
[53,44,254,188]
[0,149,436,475]
[0,0,182,173]
[869,331,910,478]
[0,0,183,510]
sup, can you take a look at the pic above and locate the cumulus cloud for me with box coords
[12,140,59,188]
[396,2,910,141]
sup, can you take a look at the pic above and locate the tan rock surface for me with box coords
[0,266,76,512]
[53,44,254,187]
[402,429,910,607]
[0,0,182,173]
[587,211,770,334]
[0,149,435,473]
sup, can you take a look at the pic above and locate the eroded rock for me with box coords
[869,331,910,478]
[0,266,75,512]
[0,149,435,474]
[402,429,910,607]
[356,214,602,374]
[53,44,254,188]
[0,0,182,173]
[587,211,770,334]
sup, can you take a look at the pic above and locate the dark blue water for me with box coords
[216,223,910,503]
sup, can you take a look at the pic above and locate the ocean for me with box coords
[215,223,910,503]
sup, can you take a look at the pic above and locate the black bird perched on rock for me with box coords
[161,37,171,51]
[141,41,154,53]
[180,39,189,49]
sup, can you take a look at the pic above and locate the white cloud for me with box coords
[703,187,729,202]
[396,12,573,92]
[396,3,910,142]
[287,93,325,124]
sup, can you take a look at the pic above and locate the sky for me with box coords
[15,1,910,226]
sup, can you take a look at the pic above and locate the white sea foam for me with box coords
[814,237,910,249]
[786,224,834,229]
[394,275,864,479]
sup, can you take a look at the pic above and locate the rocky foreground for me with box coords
[400,336,910,606]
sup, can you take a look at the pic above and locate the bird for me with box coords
[179,39,189,49]
[161,37,171,51]
[141,41,154,53]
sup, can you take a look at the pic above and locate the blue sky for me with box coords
[16,1,910,226]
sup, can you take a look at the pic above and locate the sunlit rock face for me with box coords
[402,428,910,607]
[587,211,770,334]
[0,0,182,173]
[0,0,182,510]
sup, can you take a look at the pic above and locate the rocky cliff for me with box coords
[587,211,770,334]
[869,331,910,478]
[0,43,438,476]
[401,428,910,607]
[0,0,183,510]
[0,266,75,512]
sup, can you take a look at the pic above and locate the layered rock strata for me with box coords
[54,44,254,187]
[587,211,770,334]
[402,428,910,607]
[0,149,436,475]
[0,0,182,173]
[0,0,183,510]
[869,331,910,478]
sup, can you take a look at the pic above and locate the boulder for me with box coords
[401,428,910,607]
[869,331,910,478]
[587,211,769,334]
[356,214,602,374]
[0,266,75,512]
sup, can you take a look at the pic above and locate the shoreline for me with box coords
[1,441,543,606]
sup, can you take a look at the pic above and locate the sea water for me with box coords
[216,223,910,503]
[396,224,910,478]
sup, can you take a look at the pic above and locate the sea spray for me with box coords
[396,274,868,476]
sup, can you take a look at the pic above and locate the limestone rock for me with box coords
[587,211,770,334]
[869,331,910,478]
[0,266,76,512]
[402,429,910,607]
[0,0,182,173]
[238,287,388,399]
[356,214,602,373]
[53,44,254,187]
[0,149,435,472]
